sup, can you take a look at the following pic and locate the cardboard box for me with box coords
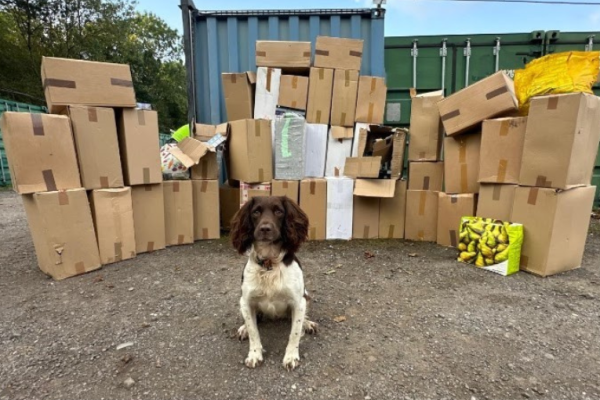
[194,122,229,142]
[438,72,518,136]
[409,162,444,191]
[476,183,517,222]
[1,112,81,194]
[278,75,309,110]
[353,179,397,198]
[511,185,596,277]
[379,180,407,239]
[66,106,124,189]
[117,109,162,186]
[222,72,256,121]
[405,190,438,242]
[330,69,359,127]
[256,41,311,69]
[306,67,334,124]
[331,126,354,139]
[300,179,327,240]
[479,117,527,184]
[436,193,477,247]
[444,132,481,194]
[240,182,271,206]
[519,93,600,190]
[192,180,220,240]
[41,57,136,113]
[228,119,273,183]
[272,180,299,203]
[353,196,380,239]
[325,131,353,178]
[220,184,240,230]
[89,188,136,265]
[355,76,387,124]
[190,123,228,180]
[22,188,101,280]
[314,36,363,71]
[408,90,444,161]
[254,67,281,120]
[303,124,328,178]
[131,184,166,254]
[163,181,194,246]
[326,177,354,240]
[274,115,305,180]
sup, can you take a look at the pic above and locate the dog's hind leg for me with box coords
[303,319,318,335]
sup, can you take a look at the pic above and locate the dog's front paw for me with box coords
[282,351,300,371]
[245,348,263,368]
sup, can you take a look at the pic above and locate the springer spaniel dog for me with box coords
[230,196,317,371]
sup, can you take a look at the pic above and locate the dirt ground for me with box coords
[1,190,600,400]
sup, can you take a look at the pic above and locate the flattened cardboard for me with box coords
[272,180,299,203]
[314,36,363,71]
[444,132,481,194]
[476,183,517,222]
[22,188,101,280]
[306,67,334,124]
[254,67,281,120]
[519,93,600,190]
[353,196,380,239]
[300,179,327,240]
[409,162,444,191]
[192,180,220,240]
[405,190,439,242]
[131,184,166,254]
[379,180,407,239]
[330,69,359,127]
[278,75,309,110]
[436,193,477,247]
[344,157,381,179]
[240,182,271,206]
[163,181,194,246]
[303,123,328,178]
[326,177,354,240]
[511,185,595,277]
[438,72,518,136]
[274,115,305,180]
[89,188,136,265]
[222,72,256,121]
[479,117,527,184]
[408,90,444,161]
[354,179,397,198]
[325,130,353,178]
[117,109,162,186]
[228,119,273,183]
[355,76,387,124]
[41,57,136,113]
[220,184,240,230]
[1,112,81,194]
[256,41,311,69]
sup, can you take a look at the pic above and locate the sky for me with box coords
[136,0,600,37]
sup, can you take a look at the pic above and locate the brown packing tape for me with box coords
[492,185,502,201]
[178,234,185,245]
[31,114,44,136]
[303,51,311,57]
[460,165,468,193]
[145,185,153,192]
[418,191,427,216]
[310,181,316,195]
[315,49,329,56]
[201,180,208,193]
[173,181,180,193]
[528,187,539,206]
[450,195,458,204]
[256,50,267,57]
[316,110,322,123]
[334,167,340,177]
[418,230,425,240]
[409,88,417,98]
[318,68,324,80]
[388,225,395,239]
[230,74,237,84]
[536,175,551,187]
[147,241,155,252]
[458,140,467,163]
[441,109,460,121]
[138,110,146,126]
[282,181,289,189]
[367,103,374,123]
[423,176,430,190]
[74,261,86,274]
[547,97,559,110]
[292,76,298,89]
[291,100,297,109]
[349,50,362,58]
[449,230,458,247]
[143,168,151,184]
[100,176,109,188]
[370,78,377,93]
[499,120,510,137]
[200,159,208,177]
[58,191,69,206]
[419,151,426,159]
[266,68,272,92]
[340,112,347,126]
[44,78,76,89]
[42,170,57,191]
[258,168,264,182]
[310,227,316,240]
[87,108,98,122]
[497,159,508,183]
[202,228,209,239]
[344,70,350,87]
[521,255,529,267]
[485,85,509,100]
[114,242,123,262]
[363,226,370,238]
[111,78,133,88]
[254,120,261,137]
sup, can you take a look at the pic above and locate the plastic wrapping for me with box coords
[274,114,306,180]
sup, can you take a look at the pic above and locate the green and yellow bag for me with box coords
[457,217,524,276]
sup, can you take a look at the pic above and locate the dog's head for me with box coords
[230,196,309,255]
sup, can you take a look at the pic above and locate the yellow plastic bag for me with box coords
[514,51,600,114]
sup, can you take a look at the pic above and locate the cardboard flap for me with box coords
[353,179,397,198]
[169,137,210,168]
[246,71,257,84]
[344,157,381,178]
[195,123,217,142]
[331,126,353,139]
[417,90,444,98]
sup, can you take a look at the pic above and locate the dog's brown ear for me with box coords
[231,198,255,254]
[281,196,309,254]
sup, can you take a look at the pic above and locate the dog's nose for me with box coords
[260,225,272,233]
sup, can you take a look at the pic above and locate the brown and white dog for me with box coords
[230,196,317,370]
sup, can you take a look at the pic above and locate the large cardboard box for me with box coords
[272,180,299,203]
[222,72,256,121]
[300,179,327,240]
[220,184,240,230]
[254,67,281,120]
[22,188,101,280]
[436,193,477,247]
[409,162,444,191]
[476,183,517,222]
[117,109,162,186]
[325,131,353,178]
[405,190,438,242]
[278,75,309,110]
[192,180,220,240]
[274,115,305,180]
[379,180,407,239]
[511,185,596,277]
[41,57,136,113]
[408,90,444,161]
[306,67,334,124]
[355,76,387,124]
[89,188,136,265]
[330,69,359,127]
[303,124,328,178]
[479,117,527,184]
[131,184,166,254]
[314,36,363,71]
[66,106,124,189]
[1,112,81,194]
[438,72,518,136]
[190,123,228,180]
[228,119,273,183]
[353,196,380,239]
[163,181,194,246]
[353,179,397,198]
[240,182,271,206]
[326,177,354,240]
[444,132,481,194]
[256,41,311,69]
[519,93,600,190]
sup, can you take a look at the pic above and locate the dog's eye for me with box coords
[274,209,283,216]
[252,210,261,216]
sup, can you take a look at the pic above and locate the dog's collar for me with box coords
[250,247,285,271]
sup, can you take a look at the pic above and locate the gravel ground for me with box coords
[1,190,600,400]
